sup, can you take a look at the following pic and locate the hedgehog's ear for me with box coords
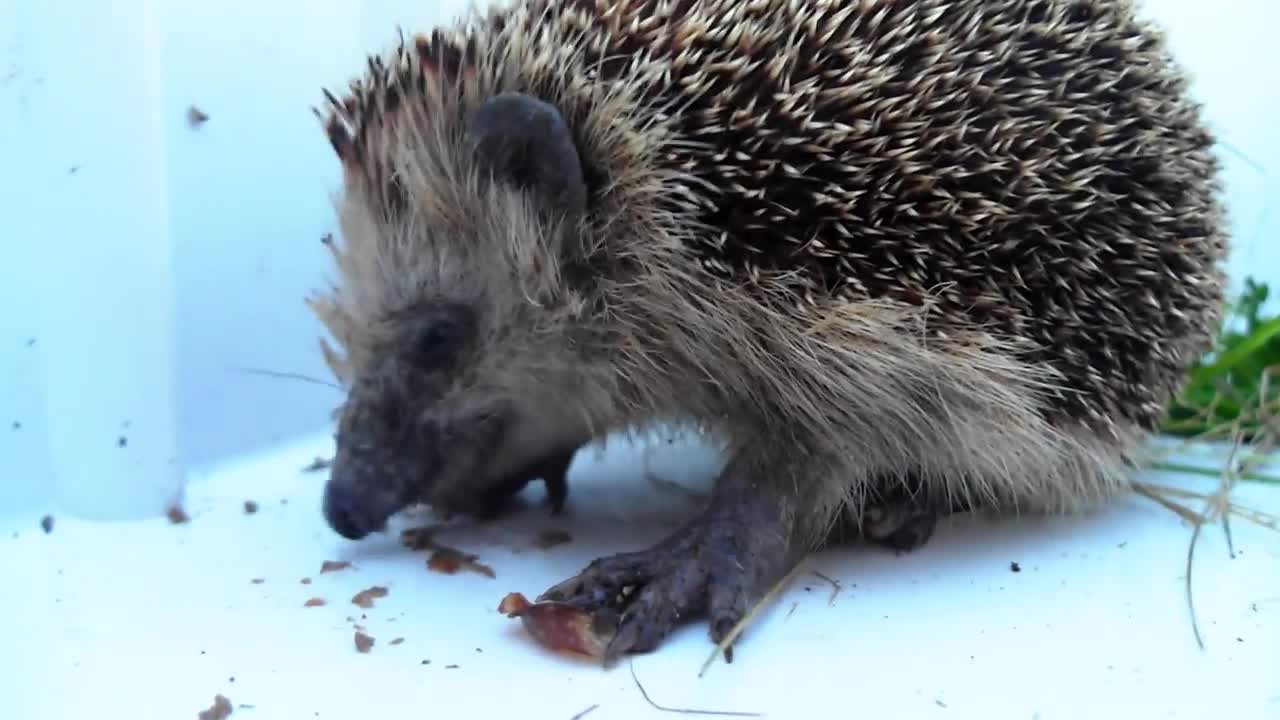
[465,92,588,230]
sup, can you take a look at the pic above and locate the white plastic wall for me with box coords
[1,0,1277,522]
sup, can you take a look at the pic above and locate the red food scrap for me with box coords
[351,585,388,608]
[497,592,614,658]
[354,631,375,653]
[304,597,326,608]
[167,504,190,524]
[197,693,233,720]
[319,560,351,574]
[427,547,495,579]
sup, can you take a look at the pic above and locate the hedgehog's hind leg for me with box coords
[828,475,973,554]
[537,448,806,664]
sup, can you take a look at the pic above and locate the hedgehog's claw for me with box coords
[538,479,797,665]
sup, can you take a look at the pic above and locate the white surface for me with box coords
[3,431,1278,719]
[1,1,1279,718]
[1,0,1278,518]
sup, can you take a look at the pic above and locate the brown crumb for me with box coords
[197,693,233,720]
[351,585,388,608]
[250,578,265,585]
[354,631,375,653]
[302,457,332,473]
[427,547,495,579]
[390,637,404,645]
[243,500,258,514]
[40,515,53,534]
[300,577,312,585]
[187,105,209,128]
[1010,561,1022,573]
[304,597,326,607]
[167,504,190,524]
[319,560,351,574]
[532,530,572,549]
[400,525,496,577]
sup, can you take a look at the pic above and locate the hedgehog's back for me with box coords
[524,0,1229,432]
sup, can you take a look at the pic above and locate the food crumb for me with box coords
[304,597,326,608]
[167,505,190,524]
[320,560,351,574]
[251,578,265,585]
[390,637,404,645]
[421,659,431,665]
[351,585,389,608]
[40,515,53,534]
[303,457,332,473]
[243,500,258,514]
[301,577,312,585]
[533,530,573,549]
[117,435,128,448]
[187,105,209,128]
[1010,562,1022,573]
[445,664,459,669]
[354,631,375,653]
[197,693,233,720]
[427,548,496,579]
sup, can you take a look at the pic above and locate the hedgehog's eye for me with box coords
[412,319,463,368]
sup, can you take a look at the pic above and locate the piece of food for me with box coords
[187,105,209,128]
[354,631,374,653]
[40,515,53,534]
[196,694,233,720]
[427,547,496,579]
[304,597,326,607]
[351,585,388,608]
[497,592,615,658]
[302,457,332,473]
[167,505,190,524]
[243,500,258,514]
[401,526,496,578]
[319,560,350,574]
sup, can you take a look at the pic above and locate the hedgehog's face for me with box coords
[318,92,594,541]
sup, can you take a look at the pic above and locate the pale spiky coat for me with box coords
[310,0,1228,545]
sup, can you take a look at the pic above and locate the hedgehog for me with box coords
[307,0,1228,662]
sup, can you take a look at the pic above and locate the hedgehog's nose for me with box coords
[321,448,406,540]
[323,481,376,540]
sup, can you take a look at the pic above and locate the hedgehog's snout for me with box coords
[322,423,431,540]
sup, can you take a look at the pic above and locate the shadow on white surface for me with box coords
[3,431,1277,720]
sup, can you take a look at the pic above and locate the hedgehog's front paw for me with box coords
[467,447,575,520]
[538,501,796,664]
